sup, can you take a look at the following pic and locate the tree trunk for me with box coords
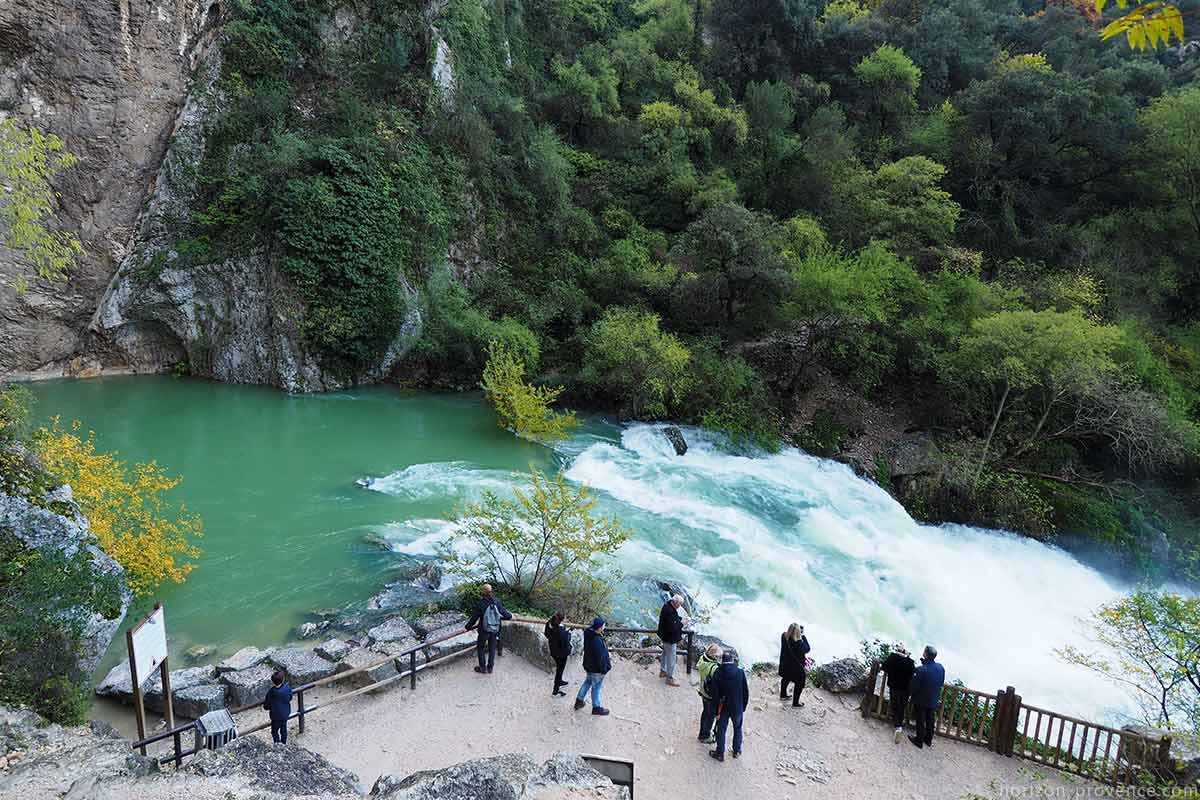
[972,380,1010,492]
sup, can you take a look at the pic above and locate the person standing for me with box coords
[262,669,293,745]
[465,583,512,674]
[544,611,573,697]
[908,645,946,749]
[575,617,612,716]
[882,644,916,744]
[696,643,722,744]
[657,594,687,687]
[778,622,810,708]
[709,651,749,762]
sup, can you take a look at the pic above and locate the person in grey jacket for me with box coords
[907,645,946,749]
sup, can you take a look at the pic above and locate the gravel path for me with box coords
[271,652,1091,800]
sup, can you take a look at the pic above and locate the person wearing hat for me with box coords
[882,644,916,743]
[709,650,749,762]
[575,617,612,716]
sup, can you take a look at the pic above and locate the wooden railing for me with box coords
[130,617,693,765]
[860,661,1173,786]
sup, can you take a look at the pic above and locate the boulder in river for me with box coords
[95,661,133,701]
[367,616,417,644]
[144,665,218,713]
[294,621,329,640]
[369,752,627,799]
[270,648,336,685]
[810,657,868,693]
[184,644,215,663]
[412,610,467,637]
[641,577,700,618]
[663,426,688,456]
[220,664,274,708]
[172,684,226,719]
[315,638,353,663]
[216,646,272,675]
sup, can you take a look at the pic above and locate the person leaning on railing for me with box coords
[465,583,513,675]
[657,595,688,687]
[882,644,916,745]
[907,645,946,750]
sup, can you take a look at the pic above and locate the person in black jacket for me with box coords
[881,644,916,743]
[464,583,513,674]
[709,651,749,762]
[544,611,573,697]
[778,622,810,708]
[657,595,686,687]
[262,670,293,744]
[574,617,612,716]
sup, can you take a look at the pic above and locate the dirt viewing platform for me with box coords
[81,647,1095,800]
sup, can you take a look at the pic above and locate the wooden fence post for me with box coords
[297,689,306,734]
[860,661,880,719]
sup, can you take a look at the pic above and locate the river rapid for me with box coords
[28,376,1137,722]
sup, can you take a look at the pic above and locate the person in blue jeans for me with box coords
[709,651,749,762]
[574,617,612,716]
[262,669,293,744]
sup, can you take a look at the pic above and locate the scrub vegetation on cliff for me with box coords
[177,0,1200,577]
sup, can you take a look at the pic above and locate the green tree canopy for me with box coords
[579,306,692,419]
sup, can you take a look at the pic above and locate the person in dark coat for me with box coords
[656,595,686,686]
[262,669,293,744]
[907,645,946,749]
[882,644,916,743]
[544,611,573,697]
[575,617,612,716]
[709,651,750,762]
[778,622,810,708]
[464,583,513,674]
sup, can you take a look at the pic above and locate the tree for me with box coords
[944,309,1124,482]
[838,156,961,253]
[441,468,630,607]
[669,203,792,332]
[853,44,922,138]
[0,119,84,291]
[1059,589,1199,732]
[35,419,202,597]
[481,340,578,442]
[1136,86,1200,242]
[579,306,692,419]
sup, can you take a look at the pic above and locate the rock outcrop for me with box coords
[0,0,221,379]
[185,736,363,796]
[810,658,869,694]
[370,752,629,800]
[0,489,131,676]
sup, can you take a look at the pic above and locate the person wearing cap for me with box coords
[709,650,749,762]
[882,643,916,743]
[575,617,612,716]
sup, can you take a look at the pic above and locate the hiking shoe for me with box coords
[659,670,668,678]
[732,751,741,759]
[666,678,681,687]
[793,701,805,708]
[908,736,923,749]
[894,727,903,744]
[473,666,487,674]
[592,707,610,716]
[574,699,585,711]
[709,750,724,762]
[553,690,566,697]
[486,667,494,673]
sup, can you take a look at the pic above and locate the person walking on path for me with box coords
[575,617,612,716]
[465,583,512,674]
[709,651,750,762]
[696,643,722,744]
[882,644,916,744]
[657,594,687,687]
[544,611,573,697]
[908,645,946,749]
[778,622,810,708]
[262,669,293,745]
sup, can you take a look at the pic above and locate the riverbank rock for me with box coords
[270,648,336,685]
[95,662,133,701]
[0,491,132,677]
[810,658,868,693]
[412,611,467,637]
[367,582,441,614]
[369,752,628,800]
[144,665,218,713]
[407,562,444,592]
[689,634,739,667]
[294,621,330,640]
[315,639,353,663]
[216,646,273,675]
[336,648,400,689]
[663,426,688,456]
[184,644,215,663]
[368,617,418,644]
[363,531,393,551]
[641,577,699,618]
[185,736,362,796]
[220,664,274,707]
[172,684,226,719]
[422,624,478,661]
[501,623,584,673]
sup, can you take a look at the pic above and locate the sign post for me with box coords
[126,603,170,754]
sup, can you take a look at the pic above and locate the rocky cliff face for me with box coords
[0,487,131,676]
[0,0,222,379]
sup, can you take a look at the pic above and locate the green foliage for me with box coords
[0,119,83,291]
[0,531,123,724]
[838,156,961,253]
[793,410,849,458]
[579,307,692,419]
[441,468,630,606]
[853,44,922,137]
[481,341,577,442]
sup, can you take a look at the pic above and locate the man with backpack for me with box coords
[709,651,749,762]
[465,583,512,674]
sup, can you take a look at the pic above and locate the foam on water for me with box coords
[365,461,524,501]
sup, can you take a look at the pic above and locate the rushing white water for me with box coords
[370,423,1136,722]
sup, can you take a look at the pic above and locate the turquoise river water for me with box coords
[27,375,1141,721]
